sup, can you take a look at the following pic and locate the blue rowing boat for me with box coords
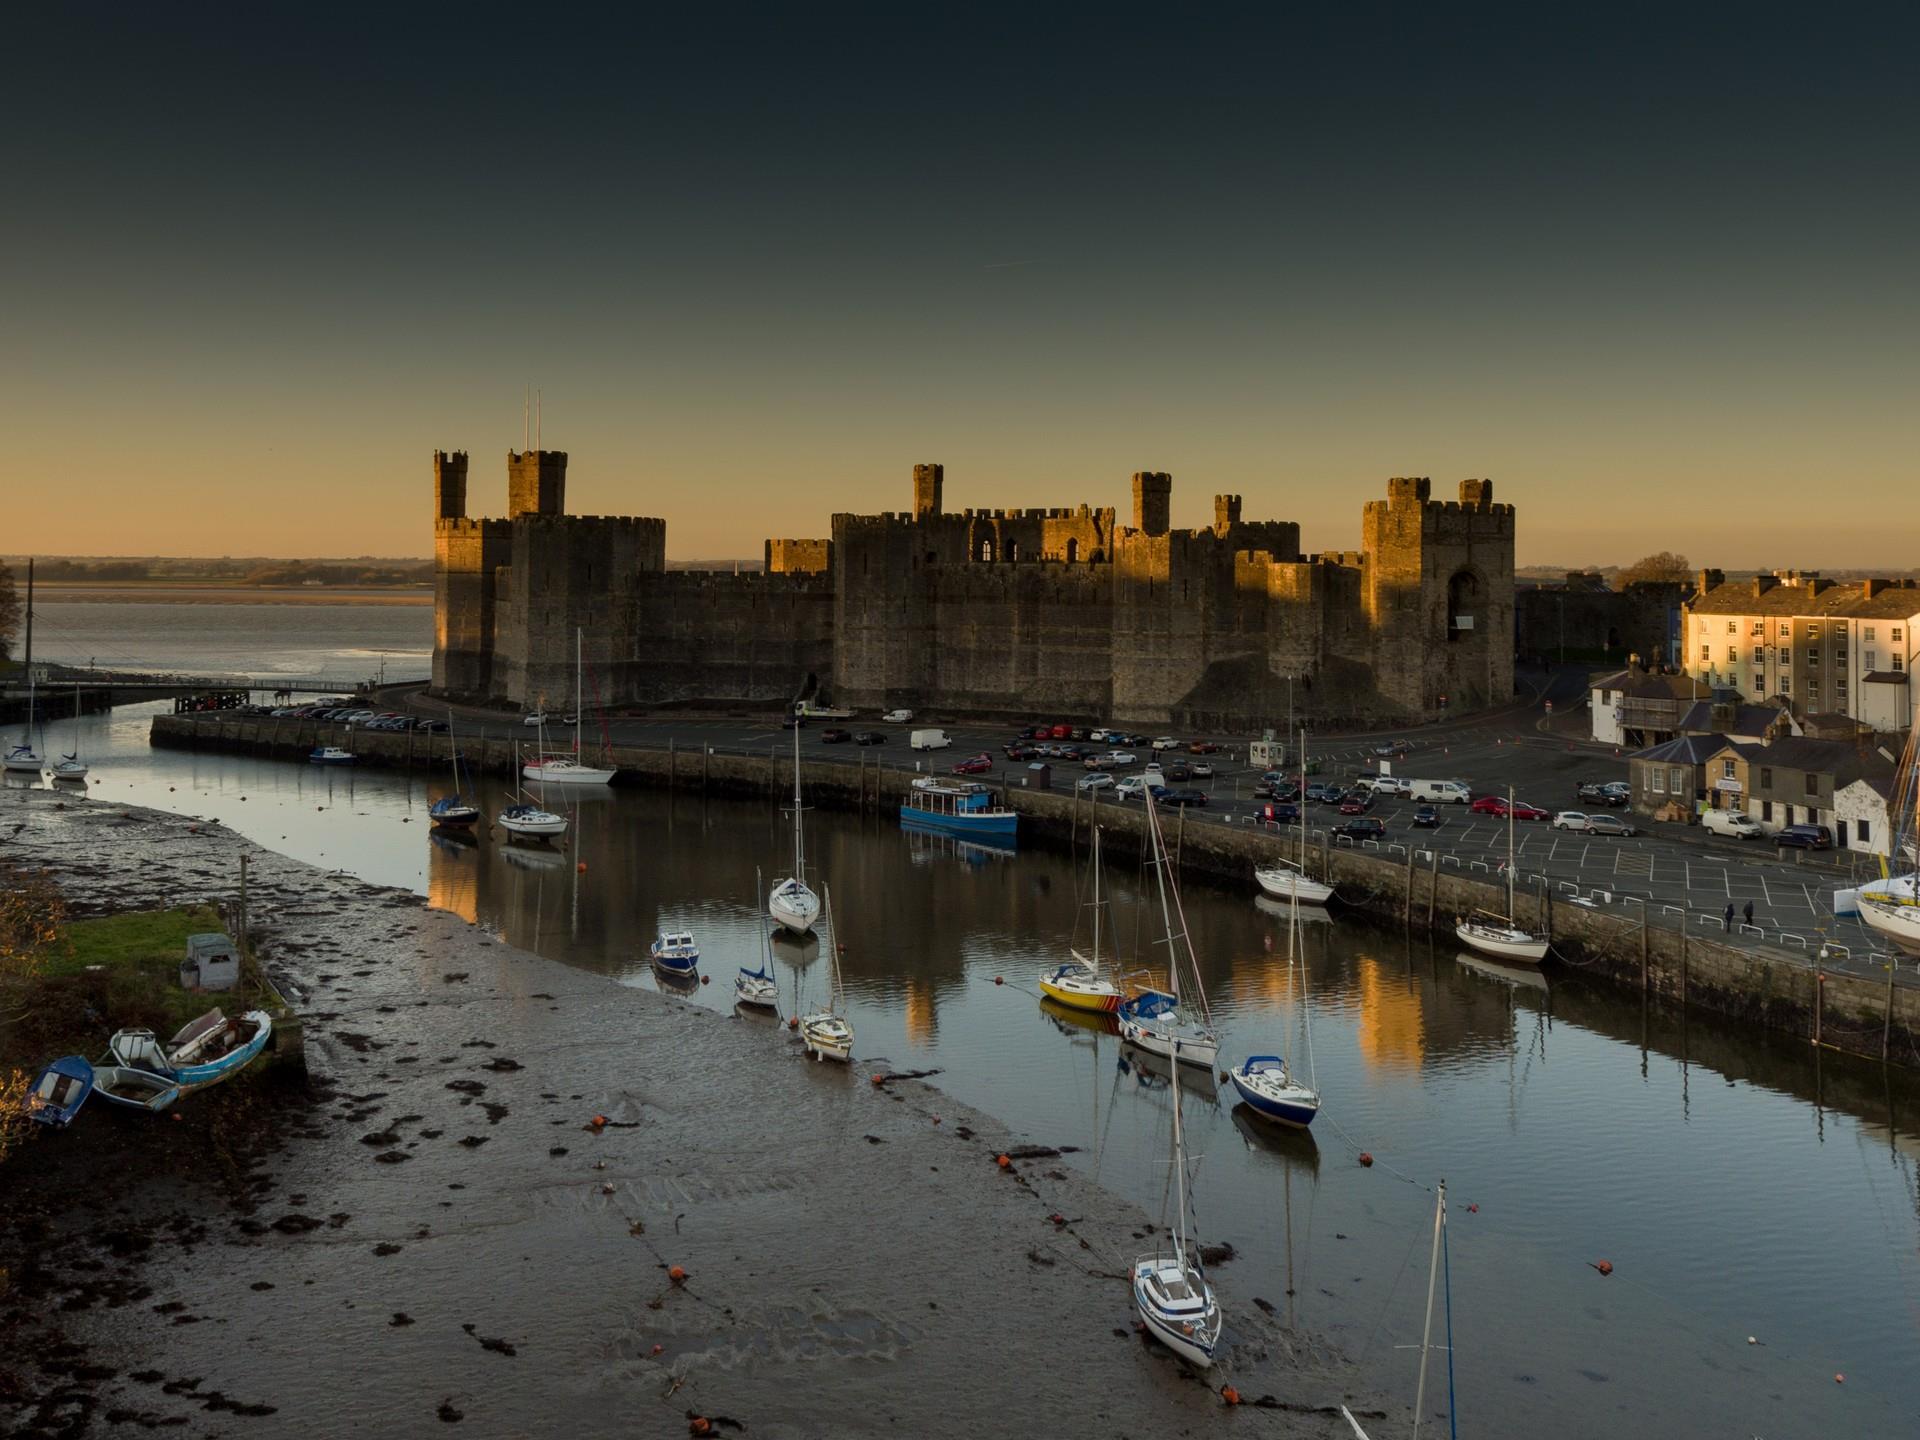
[25,1056,94,1127]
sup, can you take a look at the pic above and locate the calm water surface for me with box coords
[5,627,1919,1438]
[24,598,431,681]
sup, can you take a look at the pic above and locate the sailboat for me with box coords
[1456,785,1549,963]
[1253,733,1331,904]
[1129,855,1224,1368]
[429,711,481,829]
[769,719,821,934]
[522,628,617,785]
[1860,725,1920,957]
[50,682,88,781]
[498,742,569,839]
[1117,793,1220,1068]
[1230,731,1322,1127]
[1039,824,1123,1011]
[736,869,781,1009]
[4,560,41,774]
[798,883,854,1062]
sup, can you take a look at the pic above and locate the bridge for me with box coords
[1,664,424,712]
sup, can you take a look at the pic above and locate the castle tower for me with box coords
[1212,493,1241,535]
[434,450,469,520]
[1131,471,1172,536]
[913,463,944,519]
[508,449,568,518]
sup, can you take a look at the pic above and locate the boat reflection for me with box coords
[1253,894,1335,925]
[1119,1041,1219,1102]
[1229,1103,1322,1173]
[1039,996,1120,1040]
[770,928,820,969]
[652,965,702,996]
[1454,950,1551,992]
[902,819,1017,865]
[500,843,567,872]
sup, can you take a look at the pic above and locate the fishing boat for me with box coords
[89,1065,183,1113]
[109,1010,273,1088]
[1230,730,1322,1127]
[799,884,854,1062]
[1129,939,1224,1367]
[309,746,355,766]
[522,628,617,785]
[1861,727,1920,957]
[736,871,781,1008]
[51,682,88,781]
[24,1056,93,1127]
[429,713,481,829]
[1117,794,1220,1068]
[1038,824,1123,1012]
[1456,786,1549,963]
[769,720,821,934]
[900,777,1018,840]
[649,929,701,979]
[4,561,42,773]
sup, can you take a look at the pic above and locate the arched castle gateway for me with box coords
[432,453,1514,726]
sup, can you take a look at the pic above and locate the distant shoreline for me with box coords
[33,582,431,607]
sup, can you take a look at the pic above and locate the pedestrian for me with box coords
[1723,902,1734,933]
[1743,900,1754,929]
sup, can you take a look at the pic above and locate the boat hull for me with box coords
[1117,1016,1220,1069]
[90,1065,183,1112]
[1131,1259,1221,1369]
[1253,866,1334,906]
[800,1013,853,1062]
[4,754,44,773]
[1038,970,1122,1012]
[1861,899,1920,957]
[896,804,1018,839]
[1454,920,1549,963]
[769,882,820,935]
[169,1014,273,1087]
[523,761,615,785]
[1227,1067,1320,1128]
[25,1057,93,1128]
[734,973,779,1009]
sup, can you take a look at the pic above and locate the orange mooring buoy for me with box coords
[994,976,1004,986]
[668,1265,688,1285]
[1221,1385,1241,1406]
[787,1016,799,1030]
[1591,1259,1614,1276]
[690,1417,713,1437]
[576,861,587,873]
[1358,1152,1374,1167]
[996,1154,1011,1170]
[700,974,709,985]
[870,1073,886,1086]
[590,1114,608,1129]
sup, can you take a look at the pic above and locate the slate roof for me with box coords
[1863,671,1911,685]
[1691,579,1920,620]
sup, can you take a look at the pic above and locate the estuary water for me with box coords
[6,693,1918,1439]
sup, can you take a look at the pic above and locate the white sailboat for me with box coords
[1456,785,1549,963]
[736,869,781,1010]
[522,628,616,785]
[1117,792,1221,1068]
[769,719,821,934]
[1038,824,1123,1012]
[798,883,854,1062]
[1253,730,1332,903]
[498,742,570,839]
[1129,860,1224,1368]
[50,683,88,782]
[428,710,480,829]
[1860,727,1920,957]
[1230,731,1321,1127]
[4,561,41,774]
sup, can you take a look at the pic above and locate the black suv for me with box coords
[1576,782,1629,808]
[852,731,886,745]
[1333,817,1386,840]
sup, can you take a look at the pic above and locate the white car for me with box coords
[881,709,914,724]
[522,712,548,727]
[1076,773,1115,793]
[1553,811,1595,831]
[1115,774,1168,800]
[1103,750,1137,766]
[1151,736,1181,751]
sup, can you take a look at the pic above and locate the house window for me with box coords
[1778,623,1790,638]
[1752,645,1764,662]
[1858,819,1870,844]
[1671,767,1687,793]
[1808,623,1821,639]
[1895,628,1905,642]
[1700,644,1710,662]
[1804,773,1818,796]
[1761,767,1772,788]
[1722,759,1736,779]
[1897,657,1907,673]
[1837,680,1848,698]
[1807,650,1819,668]
[1751,621,1763,636]
[1727,646,1738,662]
[1866,652,1878,670]
[1725,620,1735,633]
[1778,647,1790,664]
[1807,680,1819,700]
[1651,770,1665,794]
[1753,675,1765,693]
[1761,800,1773,822]
[1781,675,1791,694]
[1865,626,1877,642]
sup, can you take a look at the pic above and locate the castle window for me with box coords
[1066,539,1079,563]
[978,538,994,563]
[1008,539,1020,562]
[1446,569,1481,641]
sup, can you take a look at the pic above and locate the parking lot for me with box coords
[200,674,1912,985]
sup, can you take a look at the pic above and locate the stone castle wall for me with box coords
[431,451,1518,726]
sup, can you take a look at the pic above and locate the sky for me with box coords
[2,3,1916,566]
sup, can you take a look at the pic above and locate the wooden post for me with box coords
[1176,803,1185,867]
[1640,911,1650,995]
[1680,926,1688,1010]
[1885,962,1897,1061]
[1426,847,1438,928]
[238,853,250,961]
[702,742,710,794]
[669,737,676,792]
[1813,970,1823,1049]
[1403,845,1415,927]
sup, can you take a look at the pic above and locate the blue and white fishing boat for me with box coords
[309,746,354,766]
[1227,1055,1320,1127]
[900,778,1018,841]
[24,1056,93,1127]
[90,1065,184,1113]
[109,1010,273,1088]
[650,930,700,979]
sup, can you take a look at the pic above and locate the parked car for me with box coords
[1187,741,1220,755]
[821,728,851,743]
[1775,823,1831,849]
[1471,795,1549,820]
[952,753,994,775]
[852,731,886,745]
[1102,750,1137,766]
[1115,774,1168,801]
[1338,794,1372,815]
[1077,773,1115,793]
[1333,817,1387,840]
[522,712,548,727]
[1003,743,1037,760]
[1189,761,1214,779]
[881,709,915,724]
[1260,802,1302,826]
[1306,783,1341,804]
[1151,736,1182,751]
[1049,724,1074,740]
[1576,782,1630,807]
[1158,788,1208,807]
[1162,763,1192,783]
[1412,805,1440,828]
[1584,814,1638,837]
[1371,742,1409,757]
[1553,811,1598,831]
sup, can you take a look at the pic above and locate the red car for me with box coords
[1470,795,1549,820]
[952,753,994,775]
[1049,724,1073,740]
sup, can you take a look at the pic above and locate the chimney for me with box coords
[1862,578,1888,599]
[1752,574,1778,598]
[1696,567,1724,597]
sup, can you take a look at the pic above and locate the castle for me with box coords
[432,450,1515,727]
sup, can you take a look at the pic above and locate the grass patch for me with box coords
[50,906,226,979]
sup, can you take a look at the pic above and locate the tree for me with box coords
[0,562,18,664]
[1619,551,1692,587]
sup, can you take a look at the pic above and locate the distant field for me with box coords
[35,581,431,606]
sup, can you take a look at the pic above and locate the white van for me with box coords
[882,709,915,724]
[1409,779,1471,804]
[1702,808,1762,839]
[909,729,951,751]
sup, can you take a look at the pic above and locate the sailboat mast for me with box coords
[792,719,805,879]
[1090,824,1102,970]
[23,558,33,732]
[1145,798,1192,1263]
[1506,785,1517,918]
[1297,727,1315,1090]
[1413,1179,1448,1440]
[574,628,583,762]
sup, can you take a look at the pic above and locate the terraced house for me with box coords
[1682,570,1918,733]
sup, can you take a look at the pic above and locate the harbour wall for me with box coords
[150,713,1920,1071]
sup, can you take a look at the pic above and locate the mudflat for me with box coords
[0,790,1376,1437]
